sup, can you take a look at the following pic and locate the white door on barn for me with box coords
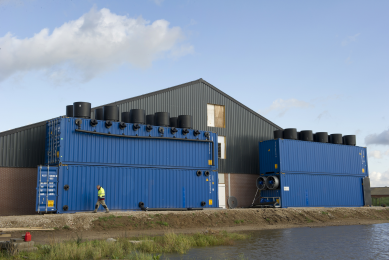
[218,184,226,208]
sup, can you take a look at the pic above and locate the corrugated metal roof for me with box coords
[371,187,389,196]
[91,78,281,129]
[0,79,282,172]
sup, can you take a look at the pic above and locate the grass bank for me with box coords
[0,231,248,260]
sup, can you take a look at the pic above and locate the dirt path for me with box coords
[1,207,388,244]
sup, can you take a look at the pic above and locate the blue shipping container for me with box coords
[259,139,368,175]
[36,165,58,213]
[36,165,219,214]
[45,117,218,170]
[260,173,366,208]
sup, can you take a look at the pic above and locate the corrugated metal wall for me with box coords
[0,124,46,167]
[92,81,280,174]
[1,80,281,173]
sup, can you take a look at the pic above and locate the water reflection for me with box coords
[165,223,389,260]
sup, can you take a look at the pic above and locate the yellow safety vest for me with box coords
[98,187,105,200]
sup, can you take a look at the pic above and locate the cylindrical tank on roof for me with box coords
[121,112,131,123]
[146,115,155,125]
[95,108,103,120]
[73,102,91,119]
[170,117,178,128]
[331,134,343,144]
[315,132,328,143]
[178,115,193,129]
[103,106,119,121]
[155,112,170,127]
[343,135,356,146]
[130,109,145,124]
[283,128,297,140]
[299,130,313,141]
[274,130,283,139]
[66,105,73,117]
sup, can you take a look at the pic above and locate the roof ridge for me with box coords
[0,78,282,137]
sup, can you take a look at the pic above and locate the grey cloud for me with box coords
[365,129,389,145]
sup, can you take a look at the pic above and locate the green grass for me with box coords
[234,219,244,224]
[0,231,248,260]
[97,214,117,222]
[62,225,70,230]
[156,221,168,227]
[321,211,328,215]
[305,217,314,223]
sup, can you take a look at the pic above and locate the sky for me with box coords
[0,0,388,186]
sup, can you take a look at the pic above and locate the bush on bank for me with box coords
[0,231,248,260]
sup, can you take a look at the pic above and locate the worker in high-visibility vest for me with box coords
[93,185,109,213]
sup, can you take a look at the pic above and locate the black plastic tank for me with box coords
[66,105,73,117]
[274,130,283,139]
[73,102,91,119]
[155,112,170,127]
[343,135,356,146]
[299,130,313,141]
[283,128,297,140]
[297,131,300,140]
[178,115,193,129]
[103,106,119,121]
[315,132,328,143]
[331,134,343,144]
[130,109,145,124]
[328,135,332,143]
[121,112,131,123]
[146,115,155,125]
[170,117,178,128]
[95,108,103,120]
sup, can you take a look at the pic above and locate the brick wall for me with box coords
[0,167,37,216]
[224,173,258,208]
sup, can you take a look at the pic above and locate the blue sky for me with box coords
[0,0,388,186]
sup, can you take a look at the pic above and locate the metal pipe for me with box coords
[75,128,215,166]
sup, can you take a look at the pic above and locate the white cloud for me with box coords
[153,0,164,5]
[370,170,389,187]
[260,98,313,117]
[370,150,389,159]
[369,150,382,159]
[0,7,193,83]
[317,110,329,121]
[341,33,360,46]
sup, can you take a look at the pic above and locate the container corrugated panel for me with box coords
[260,173,365,207]
[36,165,218,213]
[45,117,218,170]
[259,139,368,176]
[36,166,58,213]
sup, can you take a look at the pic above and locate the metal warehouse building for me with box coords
[0,79,281,216]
